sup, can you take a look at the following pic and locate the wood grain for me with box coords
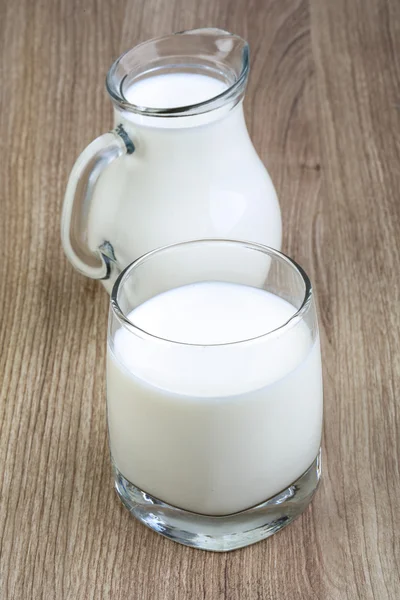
[0,0,399,598]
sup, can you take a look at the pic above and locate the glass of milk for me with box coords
[107,240,323,551]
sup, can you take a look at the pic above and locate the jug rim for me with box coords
[105,28,249,118]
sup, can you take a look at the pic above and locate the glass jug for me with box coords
[61,28,282,292]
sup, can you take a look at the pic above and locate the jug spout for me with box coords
[178,27,249,86]
[180,28,249,74]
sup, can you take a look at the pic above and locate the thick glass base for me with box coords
[113,450,321,552]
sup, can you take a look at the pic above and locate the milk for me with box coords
[123,72,228,109]
[107,282,323,515]
[87,73,281,292]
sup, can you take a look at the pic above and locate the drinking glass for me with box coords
[107,240,323,551]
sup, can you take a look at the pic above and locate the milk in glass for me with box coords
[107,282,323,516]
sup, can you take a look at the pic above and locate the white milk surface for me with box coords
[107,282,323,515]
[124,72,227,108]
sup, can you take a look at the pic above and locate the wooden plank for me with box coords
[310,0,400,598]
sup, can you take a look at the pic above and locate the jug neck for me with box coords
[106,28,249,119]
[114,102,250,155]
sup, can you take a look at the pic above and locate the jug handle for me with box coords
[61,124,135,280]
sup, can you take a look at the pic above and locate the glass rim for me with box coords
[110,240,313,347]
[105,28,249,117]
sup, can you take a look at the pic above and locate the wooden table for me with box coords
[1,0,399,598]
